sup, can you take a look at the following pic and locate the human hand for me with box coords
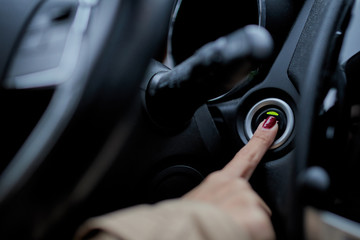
[183,116,278,240]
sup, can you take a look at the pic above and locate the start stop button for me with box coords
[244,98,294,149]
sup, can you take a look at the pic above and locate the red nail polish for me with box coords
[262,116,277,129]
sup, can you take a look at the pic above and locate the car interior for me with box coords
[1,0,360,239]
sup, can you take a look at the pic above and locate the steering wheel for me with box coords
[0,0,174,239]
[288,0,355,239]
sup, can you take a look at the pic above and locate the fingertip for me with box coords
[257,117,279,134]
[261,116,277,129]
[251,118,279,146]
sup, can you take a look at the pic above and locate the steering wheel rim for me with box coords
[0,0,174,239]
[288,0,355,238]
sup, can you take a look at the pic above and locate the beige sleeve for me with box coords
[75,199,251,240]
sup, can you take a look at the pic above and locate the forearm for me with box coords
[75,199,250,240]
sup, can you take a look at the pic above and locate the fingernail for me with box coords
[262,116,277,129]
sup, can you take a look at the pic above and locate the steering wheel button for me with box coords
[251,107,287,141]
[245,98,294,149]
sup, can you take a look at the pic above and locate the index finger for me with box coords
[222,116,278,180]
